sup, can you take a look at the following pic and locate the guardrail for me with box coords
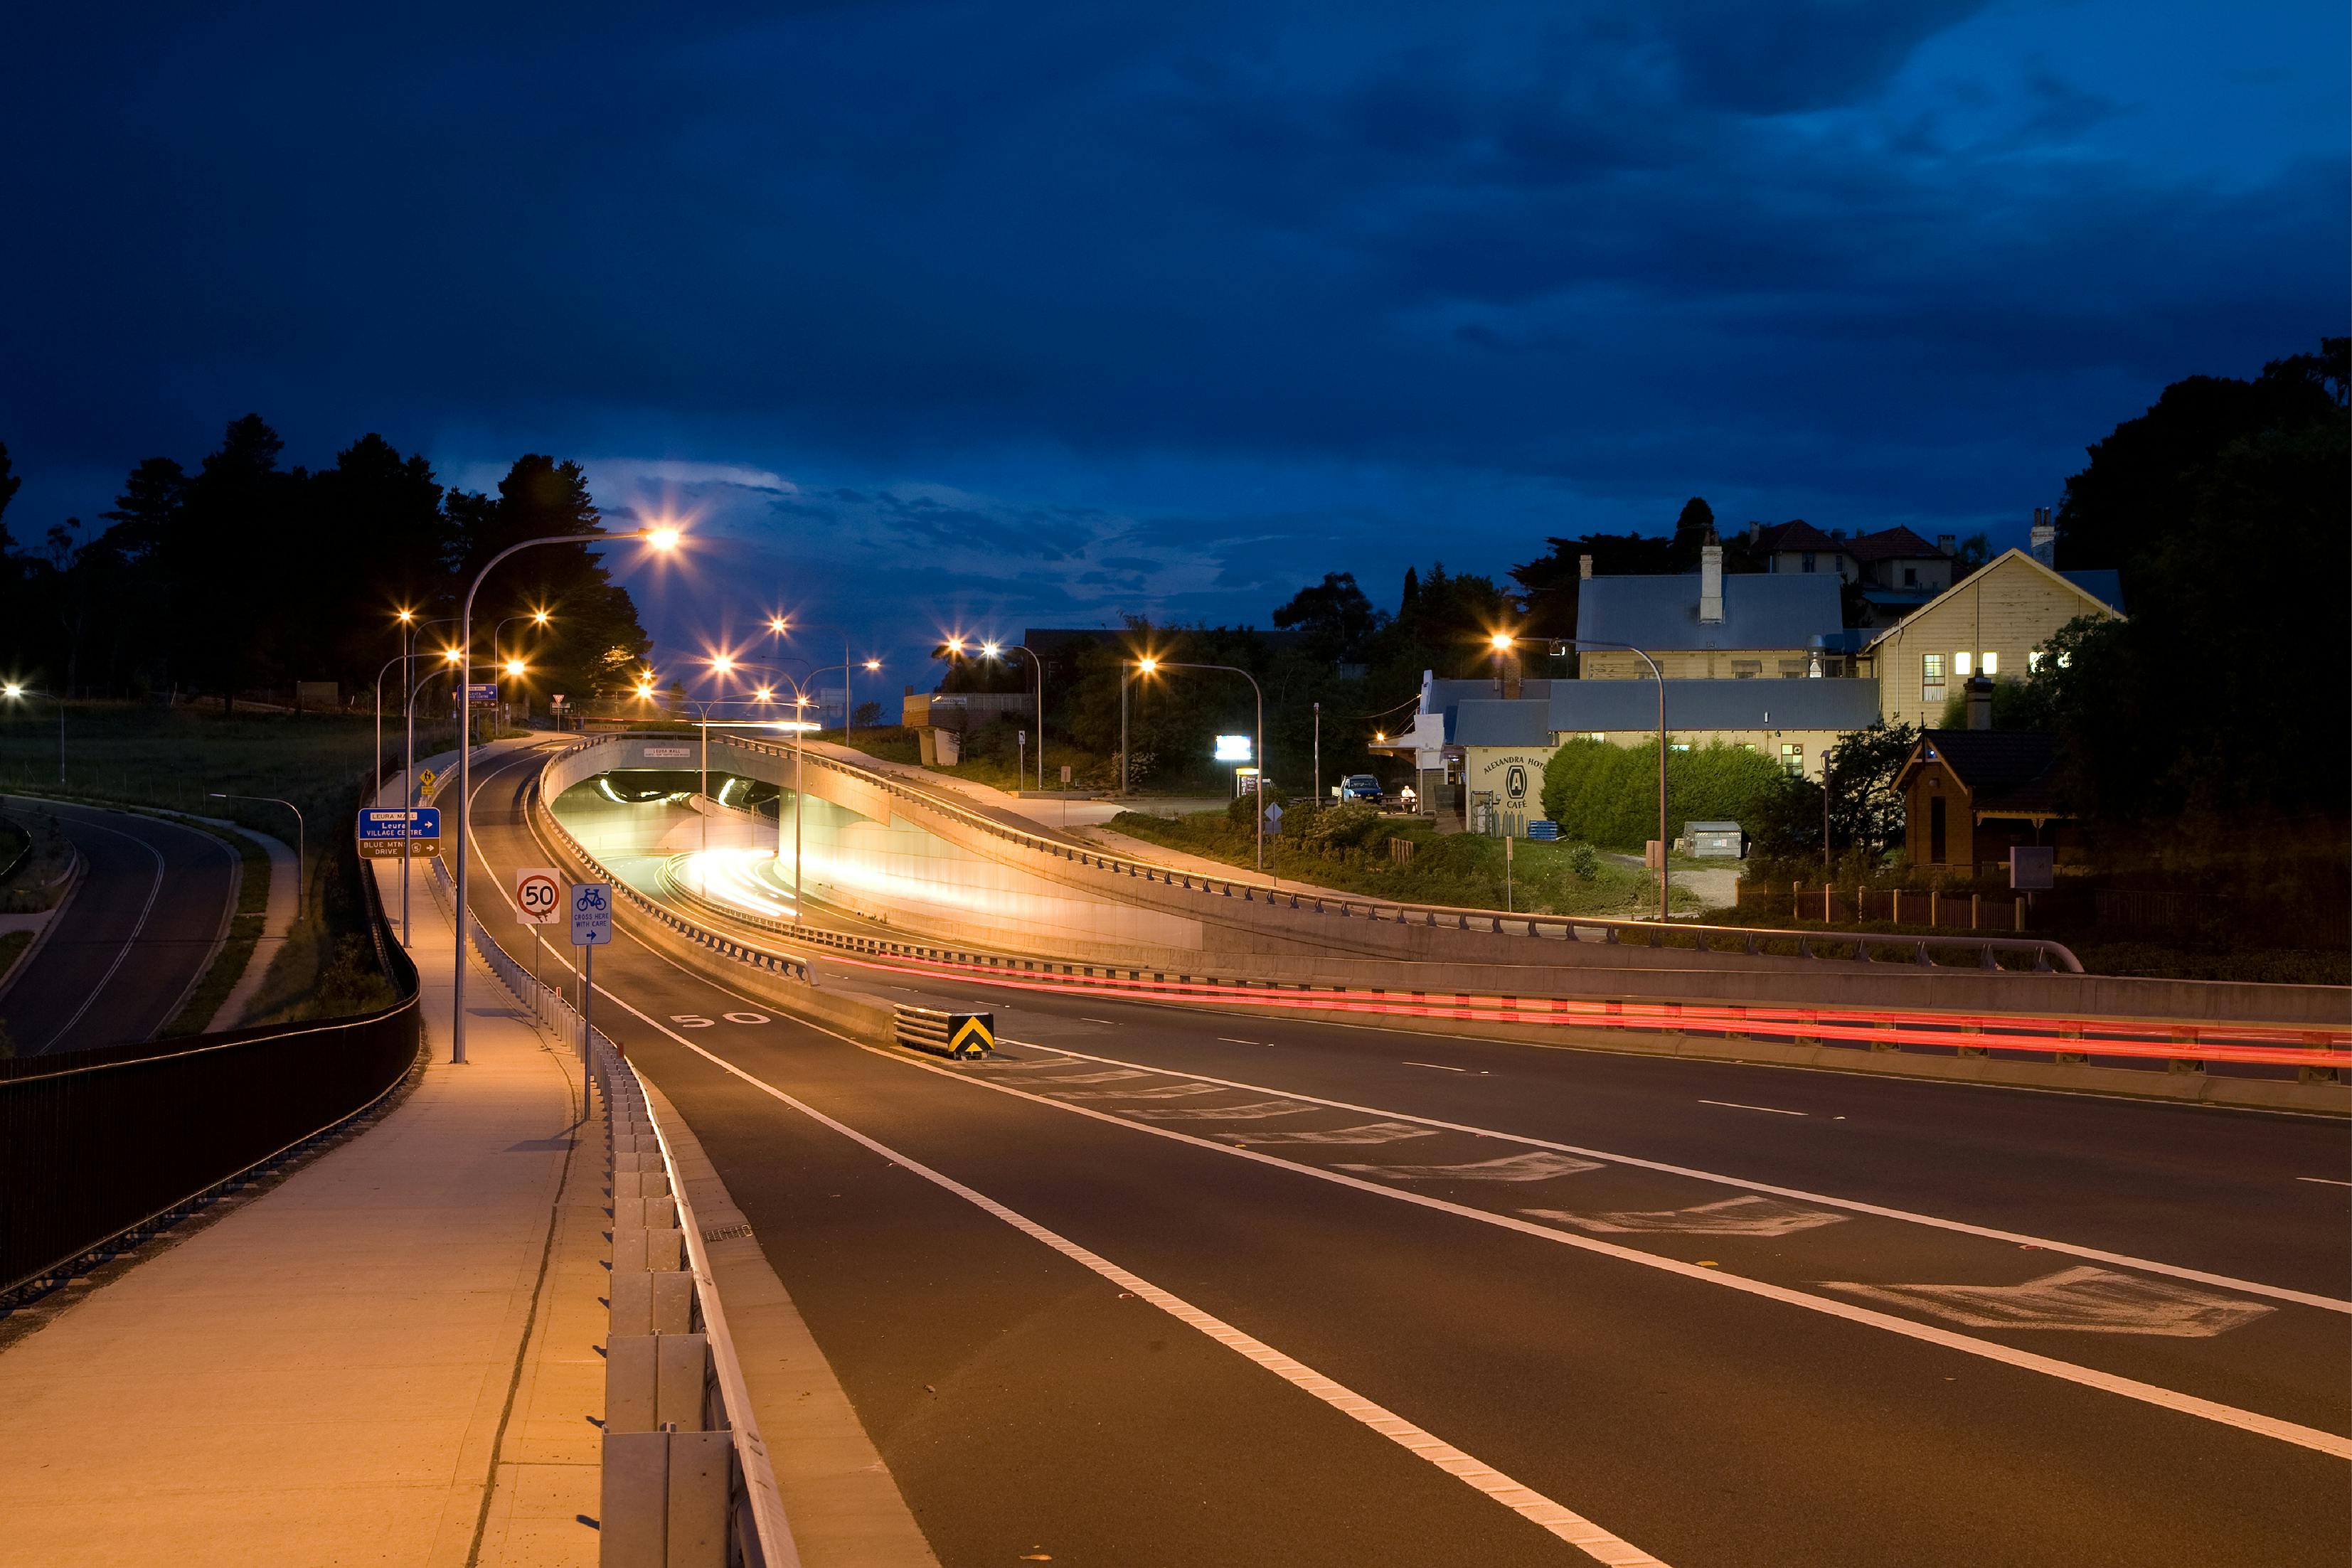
[437,855,794,1568]
[553,729,2080,974]
[513,783,2352,1088]
[0,832,422,1304]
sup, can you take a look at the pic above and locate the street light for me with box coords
[207,792,305,920]
[1,684,64,784]
[1540,634,1671,922]
[1140,659,1267,875]
[400,658,460,946]
[979,641,1047,791]
[1119,654,1161,800]
[454,526,681,1065]
[768,617,878,740]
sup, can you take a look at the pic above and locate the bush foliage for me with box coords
[1540,739,1791,852]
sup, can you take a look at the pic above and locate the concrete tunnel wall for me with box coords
[542,733,1219,964]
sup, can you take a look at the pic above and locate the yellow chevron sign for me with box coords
[949,1014,994,1057]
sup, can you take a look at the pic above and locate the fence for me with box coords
[0,857,421,1302]
[1745,882,2036,932]
[431,852,794,1568]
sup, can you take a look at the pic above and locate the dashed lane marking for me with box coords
[2298,1177,2352,1188]
[1697,1099,1806,1116]
[1338,1152,1605,1183]
[1526,1196,1848,1238]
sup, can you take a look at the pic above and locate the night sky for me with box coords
[4,3,2343,680]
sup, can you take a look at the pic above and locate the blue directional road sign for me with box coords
[570,882,614,946]
[357,807,441,858]
[467,683,497,703]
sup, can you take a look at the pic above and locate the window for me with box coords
[1954,651,1972,677]
[1902,567,1918,587]
[1738,742,1757,752]
[1585,731,1606,742]
[1801,553,1816,572]
[1778,658,1805,678]
[1780,742,1804,775]
[1922,652,1946,706]
[1979,651,1999,676]
[1669,742,1691,752]
[2028,649,2042,675]
[1731,659,1761,678]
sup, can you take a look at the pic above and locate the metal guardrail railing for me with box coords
[435,852,795,1568]
[586,730,2079,974]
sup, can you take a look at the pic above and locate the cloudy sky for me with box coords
[4,1,2342,678]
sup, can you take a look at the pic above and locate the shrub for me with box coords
[1568,843,1600,880]
[1540,739,1792,852]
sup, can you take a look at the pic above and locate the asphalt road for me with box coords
[465,748,2352,1567]
[0,797,238,1056]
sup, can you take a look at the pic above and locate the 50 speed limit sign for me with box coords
[514,868,565,925]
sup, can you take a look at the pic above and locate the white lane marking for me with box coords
[1527,1196,1848,1238]
[1037,1070,1156,1084]
[1017,1042,2351,1317]
[2298,1177,2352,1188]
[1822,1269,2276,1339]
[1081,1018,1122,1025]
[583,993,1673,1564]
[1340,1152,1605,1183]
[1213,1121,1439,1147]
[1405,1061,1469,1072]
[1697,1099,1806,1117]
[923,1045,2352,1459]
[1132,1100,1313,1122]
[1049,1082,1228,1102]
[1217,1036,1273,1046]
[37,817,169,1050]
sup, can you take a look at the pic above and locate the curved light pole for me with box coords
[1,684,64,784]
[403,655,462,946]
[206,792,305,920]
[1141,658,1267,875]
[768,618,880,740]
[1532,634,1671,922]
[489,609,550,726]
[454,527,678,1065]
[720,660,814,901]
[980,642,1046,790]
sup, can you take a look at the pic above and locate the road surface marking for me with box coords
[1822,1268,2275,1338]
[1527,1196,1847,1237]
[1081,1018,1122,1025]
[1405,1061,1469,1072]
[1049,1082,1228,1102]
[2299,1177,2352,1188]
[903,1045,2351,1458]
[1697,1099,1806,1116]
[1015,1043,2351,1316]
[1131,1099,1314,1121]
[1217,1036,1273,1046]
[1339,1152,1604,1183]
[1033,1069,1156,1084]
[1213,1122,1440,1146]
[35,816,168,1052]
[594,1002,1673,1564]
[482,763,2349,1458]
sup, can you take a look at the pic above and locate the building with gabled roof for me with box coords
[1893,727,2070,873]
[1861,549,2125,728]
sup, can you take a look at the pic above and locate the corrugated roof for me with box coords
[1449,678,1883,741]
[1452,700,1553,747]
[1577,572,1843,651]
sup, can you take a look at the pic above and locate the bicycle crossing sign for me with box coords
[514,868,563,925]
[570,882,614,946]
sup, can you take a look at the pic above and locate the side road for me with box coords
[0,741,602,1568]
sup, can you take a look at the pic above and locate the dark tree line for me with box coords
[0,416,652,713]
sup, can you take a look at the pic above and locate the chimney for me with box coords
[1935,533,1956,555]
[1698,540,1724,624]
[2029,507,2056,565]
[1577,554,1593,580]
[1964,676,1994,730]
[1501,650,1523,701]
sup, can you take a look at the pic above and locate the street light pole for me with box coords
[1145,660,1266,875]
[403,660,459,946]
[1545,635,1670,921]
[454,528,677,1065]
[206,792,304,921]
[984,643,1045,791]
[1,686,65,784]
[1312,702,1321,809]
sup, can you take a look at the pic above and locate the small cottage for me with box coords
[1893,728,2072,873]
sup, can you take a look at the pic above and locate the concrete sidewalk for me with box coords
[0,748,602,1568]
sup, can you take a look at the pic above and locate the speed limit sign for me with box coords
[514,868,564,925]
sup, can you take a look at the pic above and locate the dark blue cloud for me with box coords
[1,1,2341,679]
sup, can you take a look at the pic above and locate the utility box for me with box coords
[2009,846,2055,890]
[1684,821,1745,858]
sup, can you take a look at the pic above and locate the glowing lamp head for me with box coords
[754,686,773,703]
[531,609,549,626]
[768,617,788,636]
[395,608,415,624]
[1489,631,1513,651]
[645,526,682,552]
[794,693,809,708]
[981,641,1001,658]
[503,659,526,678]
[943,637,966,655]
[863,658,880,671]
[634,682,655,700]
[711,654,734,675]
[442,647,463,664]
[1376,730,1386,742]
[2,683,21,699]
[1137,657,1157,675]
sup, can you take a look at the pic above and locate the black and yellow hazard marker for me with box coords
[947,1013,994,1058]
[892,1004,995,1060]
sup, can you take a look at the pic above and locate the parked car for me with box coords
[1336,774,1385,804]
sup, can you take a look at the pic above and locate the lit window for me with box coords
[1980,651,1999,676]
[1954,651,1972,677]
[1780,742,1804,774]
[2027,650,2043,674]
[1669,742,1691,752]
[1739,742,1757,752]
[1922,653,1945,682]
[1585,731,1606,742]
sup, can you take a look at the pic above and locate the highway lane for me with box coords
[464,750,2351,1564]
[0,797,237,1056]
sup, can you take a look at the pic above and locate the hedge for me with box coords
[1540,738,1790,851]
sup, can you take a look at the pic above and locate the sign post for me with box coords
[514,868,563,1023]
[570,882,613,1114]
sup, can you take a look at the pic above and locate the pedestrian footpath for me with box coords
[0,742,602,1568]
